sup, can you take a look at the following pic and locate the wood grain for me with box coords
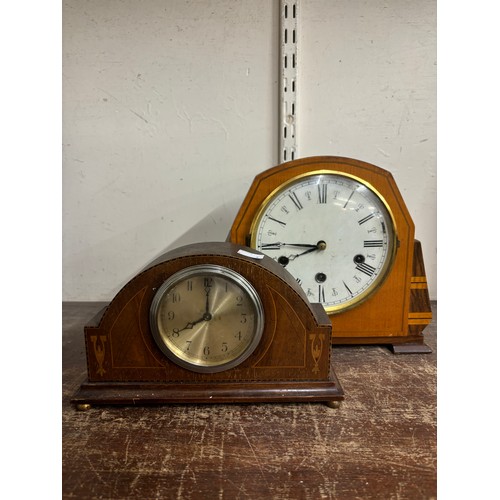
[63,302,437,499]
[228,156,431,348]
[72,242,343,405]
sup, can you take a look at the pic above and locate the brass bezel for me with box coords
[249,169,398,314]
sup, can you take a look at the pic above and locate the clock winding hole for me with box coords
[278,255,290,266]
[354,254,365,264]
[315,273,327,283]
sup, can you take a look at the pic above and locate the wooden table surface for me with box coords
[62,302,437,500]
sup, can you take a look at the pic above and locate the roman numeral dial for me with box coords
[251,172,396,313]
[355,262,376,277]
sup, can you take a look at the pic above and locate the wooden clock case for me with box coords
[71,242,344,407]
[228,156,432,353]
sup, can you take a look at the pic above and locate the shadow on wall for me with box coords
[91,195,244,302]
[141,196,242,271]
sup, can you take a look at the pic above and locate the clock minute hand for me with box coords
[205,287,210,314]
[203,285,213,320]
[285,243,319,248]
[261,242,319,250]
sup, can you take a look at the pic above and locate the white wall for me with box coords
[63,0,436,301]
[299,0,436,294]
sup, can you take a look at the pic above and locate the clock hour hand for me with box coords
[179,286,213,332]
[288,246,319,260]
[178,316,206,332]
[278,240,327,265]
[278,247,317,267]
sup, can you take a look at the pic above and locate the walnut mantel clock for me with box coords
[72,242,344,408]
[228,156,432,353]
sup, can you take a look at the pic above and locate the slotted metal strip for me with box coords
[279,1,298,163]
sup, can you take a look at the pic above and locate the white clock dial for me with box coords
[250,172,397,313]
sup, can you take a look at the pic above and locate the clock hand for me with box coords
[205,287,210,314]
[178,286,214,332]
[281,240,327,263]
[282,243,319,248]
[261,242,319,250]
[288,246,319,260]
[178,316,206,332]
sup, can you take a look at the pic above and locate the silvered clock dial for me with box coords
[150,264,264,373]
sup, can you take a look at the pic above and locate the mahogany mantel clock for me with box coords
[228,156,432,353]
[72,242,344,408]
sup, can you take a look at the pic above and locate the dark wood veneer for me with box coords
[72,242,344,406]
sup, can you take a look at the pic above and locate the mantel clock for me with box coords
[228,156,432,353]
[72,242,344,408]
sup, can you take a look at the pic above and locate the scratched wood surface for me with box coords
[62,302,437,500]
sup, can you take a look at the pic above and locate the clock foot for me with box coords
[325,400,341,409]
[390,342,432,354]
[75,403,92,411]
